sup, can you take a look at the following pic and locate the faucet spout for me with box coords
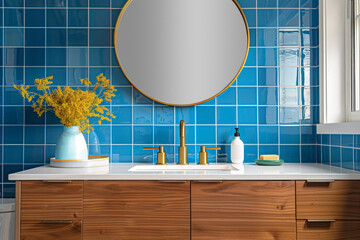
[178,120,188,165]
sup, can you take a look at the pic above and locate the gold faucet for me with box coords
[178,120,188,165]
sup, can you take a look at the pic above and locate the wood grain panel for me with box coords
[296,181,360,219]
[191,181,296,240]
[297,220,360,240]
[21,181,83,220]
[83,181,190,240]
[20,221,81,240]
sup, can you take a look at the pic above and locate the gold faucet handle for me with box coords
[198,146,221,165]
[143,146,166,165]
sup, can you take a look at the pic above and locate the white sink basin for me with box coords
[129,164,240,172]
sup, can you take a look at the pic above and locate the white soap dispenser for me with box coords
[231,128,244,164]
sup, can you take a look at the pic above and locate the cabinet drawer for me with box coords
[296,181,360,219]
[21,220,81,240]
[297,220,360,240]
[21,181,83,220]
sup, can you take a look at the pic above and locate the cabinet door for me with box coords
[297,220,360,240]
[83,181,190,240]
[296,180,360,219]
[21,221,81,240]
[191,181,296,240]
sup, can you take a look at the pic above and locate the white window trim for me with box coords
[317,0,360,134]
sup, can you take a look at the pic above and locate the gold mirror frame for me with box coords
[114,0,249,106]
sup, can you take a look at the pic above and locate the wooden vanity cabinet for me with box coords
[191,181,296,240]
[83,181,190,240]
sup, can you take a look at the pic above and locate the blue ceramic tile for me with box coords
[279,29,299,47]
[112,9,121,27]
[354,135,360,148]
[280,126,300,144]
[301,47,319,67]
[25,106,45,125]
[176,107,195,124]
[46,126,63,144]
[238,126,257,144]
[90,0,110,7]
[244,145,258,163]
[301,9,319,27]
[258,0,277,8]
[133,106,152,124]
[279,48,299,67]
[217,126,234,145]
[46,48,66,66]
[90,126,111,144]
[249,29,256,47]
[238,106,257,124]
[317,145,322,163]
[89,48,110,66]
[257,9,277,27]
[217,107,236,124]
[279,9,299,27]
[279,0,299,8]
[4,126,23,144]
[196,106,215,124]
[217,87,236,105]
[47,0,66,7]
[245,48,257,67]
[112,87,132,105]
[322,134,330,145]
[25,48,45,66]
[5,0,23,7]
[113,126,132,144]
[68,9,88,27]
[236,0,256,8]
[112,145,132,163]
[301,106,318,124]
[133,145,153,163]
[279,107,300,125]
[4,107,23,124]
[90,29,111,47]
[259,126,278,144]
[25,9,45,27]
[331,147,341,167]
[90,9,110,27]
[46,68,66,85]
[68,0,87,7]
[342,148,354,170]
[259,145,278,155]
[155,106,174,124]
[301,0,318,8]
[301,126,316,144]
[258,48,278,66]
[341,135,354,147]
[154,126,174,144]
[25,28,45,46]
[258,67,277,86]
[89,67,111,83]
[331,134,341,146]
[5,48,24,66]
[258,87,277,105]
[68,48,88,66]
[4,67,24,86]
[4,28,24,47]
[3,164,23,183]
[238,87,257,105]
[242,9,256,28]
[238,68,257,86]
[47,28,66,46]
[279,67,299,86]
[280,145,300,163]
[26,0,45,7]
[280,87,299,105]
[4,9,24,27]
[301,28,319,47]
[258,106,278,124]
[89,145,110,157]
[25,126,45,144]
[112,67,129,85]
[196,126,216,144]
[68,29,88,46]
[112,0,127,8]
[301,145,316,163]
[47,9,66,27]
[355,149,360,171]
[111,106,132,124]
[322,145,330,164]
[257,28,277,47]
[24,146,45,164]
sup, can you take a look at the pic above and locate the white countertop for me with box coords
[8,163,360,181]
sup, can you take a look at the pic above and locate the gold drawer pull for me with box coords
[306,180,334,183]
[307,219,336,223]
[158,180,187,183]
[41,220,73,224]
[43,180,72,183]
[193,180,223,183]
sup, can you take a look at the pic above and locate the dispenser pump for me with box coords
[234,128,240,137]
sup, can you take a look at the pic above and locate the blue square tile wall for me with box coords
[0,0,320,198]
[317,134,360,171]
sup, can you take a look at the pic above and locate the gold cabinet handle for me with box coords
[306,180,334,183]
[41,220,73,224]
[158,180,187,183]
[306,219,336,223]
[143,146,166,165]
[193,180,223,183]
[43,180,72,183]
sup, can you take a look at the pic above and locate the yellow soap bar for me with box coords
[260,155,279,160]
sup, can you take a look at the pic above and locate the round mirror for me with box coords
[114,0,249,106]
